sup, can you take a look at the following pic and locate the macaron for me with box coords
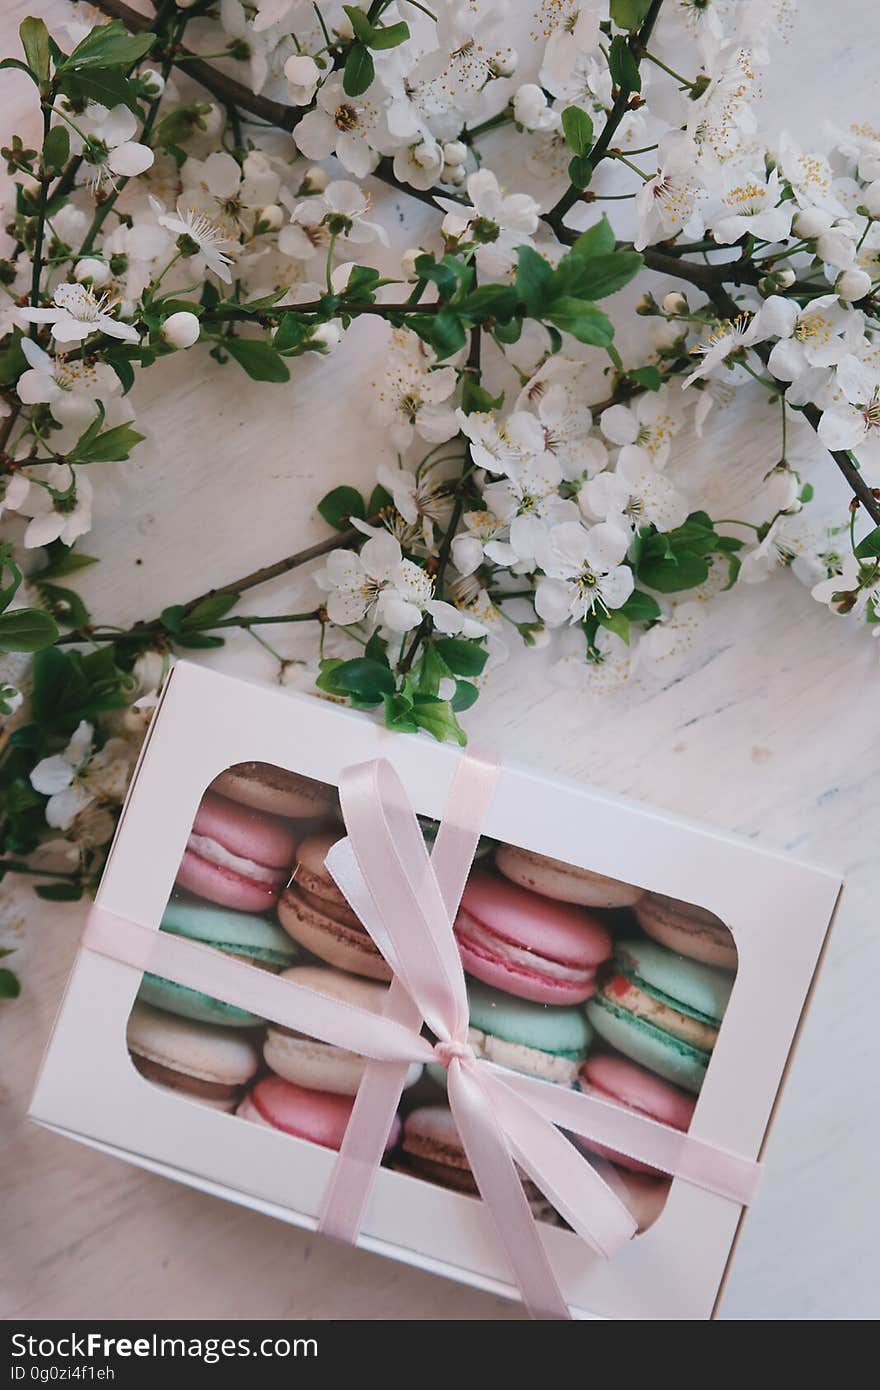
[127,1001,261,1112]
[635,893,737,969]
[237,1075,401,1151]
[138,899,300,1027]
[263,965,422,1095]
[176,791,298,913]
[586,938,733,1094]
[454,870,612,1005]
[398,1105,561,1223]
[211,761,337,819]
[428,978,593,1089]
[578,1054,695,1173]
[277,833,390,981]
[496,843,642,910]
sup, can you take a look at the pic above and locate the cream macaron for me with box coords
[495,843,643,910]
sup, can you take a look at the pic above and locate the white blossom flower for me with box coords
[711,168,794,244]
[393,136,444,192]
[812,554,880,617]
[371,329,459,450]
[682,311,767,386]
[0,474,30,520]
[775,135,842,212]
[513,84,559,133]
[762,293,862,382]
[599,387,684,466]
[180,150,281,238]
[816,355,880,475]
[425,600,487,638]
[316,532,430,632]
[740,513,821,583]
[534,520,634,624]
[16,338,118,427]
[634,138,707,250]
[539,3,603,98]
[450,509,509,576]
[482,454,579,570]
[19,283,139,344]
[294,75,386,179]
[281,180,389,259]
[150,196,236,283]
[582,446,689,532]
[456,409,538,475]
[515,375,606,481]
[75,104,154,190]
[550,626,638,694]
[30,721,134,831]
[16,463,94,548]
[437,169,540,277]
[375,459,454,547]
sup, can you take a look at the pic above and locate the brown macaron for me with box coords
[211,761,337,820]
[277,831,390,980]
[495,843,643,910]
[635,893,737,970]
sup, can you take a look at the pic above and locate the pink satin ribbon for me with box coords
[82,754,761,1321]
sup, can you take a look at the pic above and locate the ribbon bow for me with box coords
[83,754,761,1322]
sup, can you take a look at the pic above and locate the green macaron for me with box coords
[137,899,300,1027]
[586,937,733,1094]
[429,978,593,1090]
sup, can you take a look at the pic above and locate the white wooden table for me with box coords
[2,0,878,1320]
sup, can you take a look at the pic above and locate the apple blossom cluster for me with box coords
[0,0,879,921]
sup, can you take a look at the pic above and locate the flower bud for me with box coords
[816,226,857,266]
[661,291,688,315]
[302,164,328,193]
[161,310,201,349]
[835,266,872,301]
[635,291,658,315]
[758,266,796,295]
[442,140,467,167]
[73,257,111,287]
[312,322,341,351]
[256,203,284,231]
[336,13,354,38]
[443,162,467,186]
[792,206,833,239]
[175,0,200,8]
[140,69,165,97]
[284,54,320,103]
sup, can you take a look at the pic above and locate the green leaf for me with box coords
[273,313,305,352]
[318,657,395,705]
[34,881,84,901]
[570,217,616,259]
[0,607,59,653]
[451,679,479,712]
[0,967,20,999]
[57,67,144,115]
[416,642,452,697]
[318,485,365,530]
[567,155,593,190]
[608,33,641,92]
[458,284,518,324]
[629,365,663,391]
[369,21,410,49]
[0,58,39,83]
[411,695,467,746]
[610,0,653,31]
[516,245,553,316]
[342,5,374,42]
[568,249,643,300]
[561,105,594,156]
[383,691,418,733]
[414,253,472,299]
[19,17,50,84]
[0,332,28,385]
[343,42,374,97]
[434,637,488,677]
[60,20,156,71]
[71,422,145,464]
[619,588,661,623]
[427,308,467,359]
[367,484,392,515]
[224,338,290,383]
[39,546,98,580]
[461,376,504,414]
[0,546,22,612]
[800,482,814,504]
[547,298,614,346]
[38,583,90,628]
[855,525,880,559]
[183,593,239,629]
[596,608,631,644]
[364,631,389,665]
[43,124,70,172]
[638,548,709,593]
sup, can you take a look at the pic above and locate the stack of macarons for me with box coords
[129,764,739,1238]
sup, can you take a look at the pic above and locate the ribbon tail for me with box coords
[448,1063,572,1322]
[479,1070,637,1258]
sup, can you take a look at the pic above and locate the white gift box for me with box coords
[29,661,841,1320]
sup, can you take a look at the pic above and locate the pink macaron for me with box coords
[176,791,298,913]
[237,1075,400,1151]
[578,1054,695,1174]
[454,870,612,1005]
